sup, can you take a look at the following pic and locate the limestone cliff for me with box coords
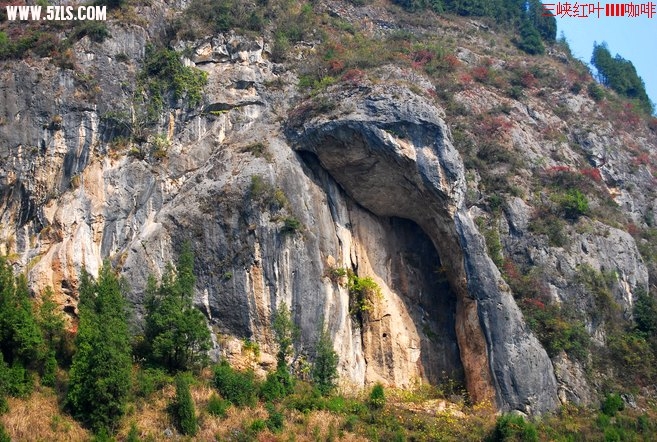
[1,0,655,414]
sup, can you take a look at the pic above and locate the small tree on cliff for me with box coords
[144,241,211,372]
[66,263,132,433]
[311,324,339,396]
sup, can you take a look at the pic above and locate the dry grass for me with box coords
[0,388,89,442]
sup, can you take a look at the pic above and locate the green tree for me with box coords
[591,42,654,114]
[368,383,386,410]
[272,301,299,369]
[634,289,657,337]
[144,242,211,372]
[172,374,197,436]
[311,325,339,396]
[0,257,43,369]
[265,302,299,397]
[66,263,132,433]
[0,257,43,398]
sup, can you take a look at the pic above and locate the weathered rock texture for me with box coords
[1,2,655,416]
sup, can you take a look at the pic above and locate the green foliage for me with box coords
[0,423,10,442]
[528,211,566,247]
[265,402,285,433]
[37,287,72,368]
[634,289,657,336]
[591,42,653,114]
[521,300,590,361]
[347,272,382,317]
[281,216,303,234]
[66,263,132,433]
[557,189,589,220]
[260,365,294,402]
[488,414,538,442]
[477,218,503,267]
[172,374,197,436]
[607,331,656,385]
[368,383,385,410]
[143,241,211,372]
[134,367,173,398]
[0,257,44,371]
[588,82,605,101]
[311,326,339,396]
[272,302,300,369]
[138,46,208,121]
[516,19,545,55]
[213,360,258,407]
[601,393,624,417]
[207,393,230,417]
[249,175,290,212]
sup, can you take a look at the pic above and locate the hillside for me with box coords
[1,0,657,440]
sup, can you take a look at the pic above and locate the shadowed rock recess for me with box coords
[286,85,558,413]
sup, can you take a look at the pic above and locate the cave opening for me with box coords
[383,216,464,386]
[297,150,464,388]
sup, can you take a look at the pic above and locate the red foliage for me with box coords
[478,115,513,137]
[626,223,640,236]
[579,167,602,182]
[520,72,538,88]
[459,73,473,85]
[443,54,461,70]
[341,69,365,85]
[411,50,435,69]
[425,88,438,99]
[546,165,572,174]
[472,65,490,83]
[328,59,345,74]
[632,152,651,166]
[503,259,521,281]
[522,298,546,310]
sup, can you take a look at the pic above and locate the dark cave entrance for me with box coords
[381,216,464,386]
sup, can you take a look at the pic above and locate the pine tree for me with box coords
[66,262,132,433]
[0,257,43,397]
[144,241,211,372]
[172,374,197,436]
[311,325,339,396]
[591,42,653,114]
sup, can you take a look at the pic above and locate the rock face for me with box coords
[0,4,655,416]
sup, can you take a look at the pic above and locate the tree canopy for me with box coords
[591,42,654,114]
[66,263,132,433]
[143,242,211,372]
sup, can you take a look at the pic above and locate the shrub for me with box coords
[172,374,197,436]
[213,360,258,407]
[558,189,589,220]
[588,82,605,101]
[207,393,230,417]
[520,300,590,361]
[260,366,294,402]
[281,216,302,234]
[489,414,538,442]
[601,393,624,417]
[368,383,385,410]
[265,403,285,433]
[347,272,382,317]
[0,423,9,442]
[134,368,172,398]
[633,289,657,336]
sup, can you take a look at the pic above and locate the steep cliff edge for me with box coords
[1,0,656,415]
